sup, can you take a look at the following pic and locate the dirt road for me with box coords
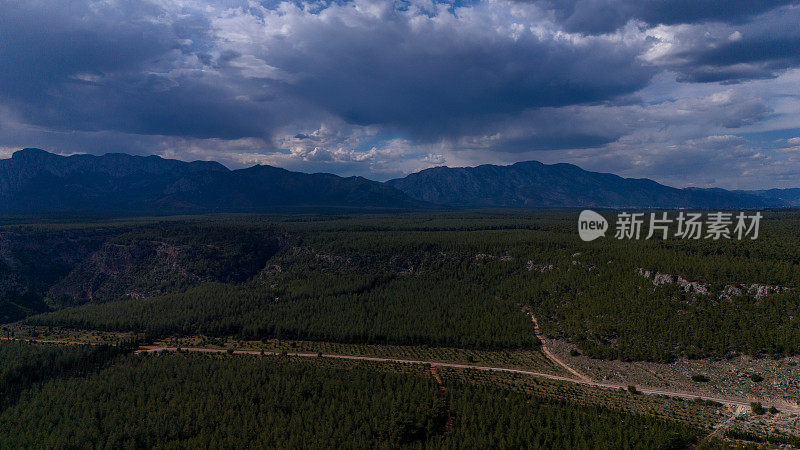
[8,325,794,414]
[136,345,797,413]
[524,309,592,382]
[706,404,749,440]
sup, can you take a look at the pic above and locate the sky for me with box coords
[0,0,799,189]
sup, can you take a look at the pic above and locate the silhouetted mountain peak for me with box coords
[12,148,56,161]
[0,149,422,213]
[386,160,777,209]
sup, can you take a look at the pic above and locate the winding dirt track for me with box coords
[525,310,592,382]
[706,404,749,440]
[136,344,797,413]
[7,315,796,414]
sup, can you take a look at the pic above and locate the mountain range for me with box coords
[0,148,421,213]
[385,161,792,208]
[1,148,797,213]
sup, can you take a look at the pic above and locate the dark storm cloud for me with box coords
[0,1,277,139]
[536,0,794,34]
[0,2,171,93]
[499,133,618,152]
[0,0,798,189]
[308,37,649,134]
[518,0,800,84]
[6,71,276,139]
[0,0,654,142]
[652,6,800,83]
[242,3,654,139]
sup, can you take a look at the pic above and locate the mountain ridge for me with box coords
[0,148,424,213]
[1,148,797,213]
[386,161,787,209]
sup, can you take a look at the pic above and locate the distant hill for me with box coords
[386,161,778,209]
[0,149,423,213]
[737,188,800,207]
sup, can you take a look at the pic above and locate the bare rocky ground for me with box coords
[0,324,139,345]
[546,338,800,429]
[731,410,800,439]
[546,338,800,408]
[544,338,800,445]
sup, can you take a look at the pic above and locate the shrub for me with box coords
[751,402,765,415]
[750,374,764,382]
[691,374,709,382]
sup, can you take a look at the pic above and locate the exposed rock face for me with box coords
[675,277,710,295]
[0,224,287,322]
[315,253,356,266]
[636,268,792,299]
[747,284,791,299]
[639,270,710,294]
[47,241,203,306]
[47,234,284,307]
[527,261,555,272]
[721,285,743,298]
[0,228,111,321]
[474,253,512,261]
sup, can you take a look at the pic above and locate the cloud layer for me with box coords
[0,0,798,188]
